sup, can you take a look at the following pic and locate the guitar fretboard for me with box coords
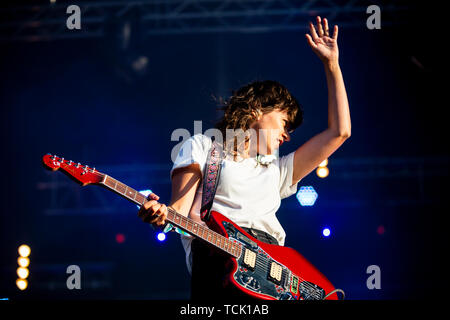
[101,175,242,258]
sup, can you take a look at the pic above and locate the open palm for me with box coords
[306,16,339,64]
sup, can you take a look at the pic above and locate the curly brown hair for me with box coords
[214,80,303,136]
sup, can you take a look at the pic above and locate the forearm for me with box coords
[324,61,351,137]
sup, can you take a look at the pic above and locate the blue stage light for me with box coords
[322,228,331,237]
[157,232,166,242]
[296,186,318,206]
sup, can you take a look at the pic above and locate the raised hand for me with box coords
[305,16,339,65]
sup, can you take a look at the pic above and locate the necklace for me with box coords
[255,154,277,167]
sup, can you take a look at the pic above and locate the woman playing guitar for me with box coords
[138,16,351,301]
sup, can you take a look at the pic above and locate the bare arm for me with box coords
[292,16,351,184]
[168,164,202,216]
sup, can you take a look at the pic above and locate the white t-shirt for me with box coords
[170,133,299,274]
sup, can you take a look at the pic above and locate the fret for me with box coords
[213,233,217,245]
[104,176,113,188]
[126,188,136,200]
[192,223,198,235]
[104,176,117,189]
[186,220,193,232]
[167,210,174,221]
[180,216,187,228]
[115,181,126,194]
[200,227,205,240]
[135,193,146,205]
[207,231,212,242]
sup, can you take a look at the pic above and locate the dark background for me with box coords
[0,0,447,301]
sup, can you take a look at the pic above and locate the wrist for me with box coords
[323,59,340,72]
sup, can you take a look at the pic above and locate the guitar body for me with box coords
[42,154,341,300]
[206,210,338,300]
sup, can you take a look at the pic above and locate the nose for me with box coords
[282,130,290,142]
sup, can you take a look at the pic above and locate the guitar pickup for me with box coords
[268,261,283,285]
[242,249,257,271]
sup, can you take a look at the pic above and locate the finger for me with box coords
[309,21,319,41]
[305,34,317,49]
[143,204,162,223]
[151,203,162,214]
[139,201,160,220]
[144,213,160,224]
[155,204,168,226]
[316,16,324,37]
[138,201,156,217]
[323,18,330,37]
[332,25,338,40]
[143,199,157,210]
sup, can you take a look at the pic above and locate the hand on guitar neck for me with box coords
[137,193,169,227]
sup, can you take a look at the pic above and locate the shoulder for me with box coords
[191,133,212,147]
[186,133,212,153]
[178,133,213,157]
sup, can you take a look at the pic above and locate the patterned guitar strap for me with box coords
[200,137,223,222]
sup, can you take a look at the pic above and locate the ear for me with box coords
[251,109,262,121]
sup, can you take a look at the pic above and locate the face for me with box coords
[248,109,291,155]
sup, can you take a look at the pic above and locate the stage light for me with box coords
[16,279,28,291]
[17,267,29,279]
[322,228,331,237]
[319,159,328,167]
[296,186,318,206]
[316,166,329,178]
[157,232,166,242]
[17,257,30,268]
[115,233,126,244]
[18,245,31,257]
[377,225,385,235]
[16,244,30,290]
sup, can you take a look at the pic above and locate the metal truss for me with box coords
[37,156,449,215]
[1,0,414,42]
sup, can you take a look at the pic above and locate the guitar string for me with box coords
[57,165,324,299]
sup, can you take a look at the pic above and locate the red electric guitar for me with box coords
[42,154,344,300]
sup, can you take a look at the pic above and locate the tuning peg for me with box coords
[76,163,81,168]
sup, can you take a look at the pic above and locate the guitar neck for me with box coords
[100,175,241,258]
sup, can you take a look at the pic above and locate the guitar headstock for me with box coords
[42,154,104,186]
